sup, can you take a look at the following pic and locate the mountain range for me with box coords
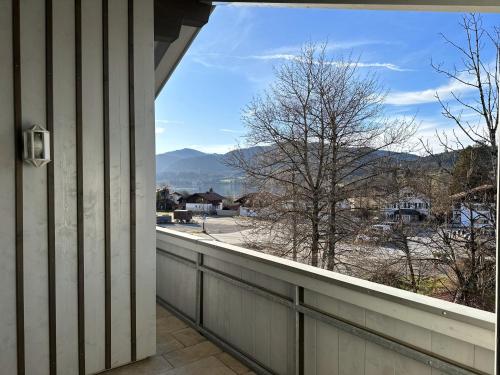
[156,147,458,196]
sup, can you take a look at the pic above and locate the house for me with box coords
[381,188,430,223]
[171,191,184,205]
[348,196,381,210]
[450,184,495,228]
[156,187,183,211]
[185,188,225,213]
[235,192,275,217]
[156,187,174,211]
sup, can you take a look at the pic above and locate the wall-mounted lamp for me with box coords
[23,124,51,167]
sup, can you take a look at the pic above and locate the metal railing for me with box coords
[156,227,495,375]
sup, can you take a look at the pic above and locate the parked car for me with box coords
[156,215,172,224]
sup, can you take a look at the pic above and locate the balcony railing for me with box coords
[156,227,495,375]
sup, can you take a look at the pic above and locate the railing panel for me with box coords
[203,272,295,373]
[156,250,196,320]
[157,236,198,262]
[156,227,495,375]
[204,255,295,300]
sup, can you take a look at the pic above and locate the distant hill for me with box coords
[156,148,208,175]
[156,146,456,196]
[156,148,239,196]
[156,146,270,179]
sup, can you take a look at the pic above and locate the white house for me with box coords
[451,185,495,228]
[186,203,219,212]
[185,189,225,213]
[381,188,430,223]
[235,192,276,217]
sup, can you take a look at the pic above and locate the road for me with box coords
[158,215,251,246]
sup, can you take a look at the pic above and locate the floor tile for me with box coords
[164,341,222,368]
[157,337,184,355]
[102,304,248,375]
[157,305,173,319]
[103,355,173,375]
[157,315,188,334]
[215,352,249,374]
[160,356,236,375]
[172,327,206,347]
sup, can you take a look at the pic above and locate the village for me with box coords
[156,184,495,240]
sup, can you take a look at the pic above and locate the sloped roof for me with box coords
[186,191,226,203]
[235,192,276,207]
[450,184,495,200]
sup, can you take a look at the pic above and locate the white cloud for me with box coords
[249,54,410,71]
[155,127,165,135]
[355,62,409,72]
[264,40,400,56]
[219,128,243,134]
[385,78,475,106]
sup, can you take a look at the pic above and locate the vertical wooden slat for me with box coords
[128,0,137,362]
[109,0,132,366]
[134,0,156,359]
[12,0,25,372]
[46,0,56,373]
[75,0,85,373]
[196,253,204,326]
[295,286,304,375]
[21,0,50,372]
[102,0,111,369]
[53,0,78,372]
[0,0,17,372]
[82,0,106,371]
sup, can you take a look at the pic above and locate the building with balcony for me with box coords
[0,0,497,374]
[381,188,430,223]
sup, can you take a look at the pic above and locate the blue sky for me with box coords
[155,5,499,155]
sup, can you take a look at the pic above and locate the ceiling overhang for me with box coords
[212,0,500,12]
[154,0,213,98]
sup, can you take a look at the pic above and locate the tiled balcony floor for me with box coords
[102,304,254,375]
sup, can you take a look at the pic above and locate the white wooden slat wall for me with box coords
[108,0,132,368]
[53,0,79,372]
[20,0,50,373]
[134,0,156,361]
[82,0,106,372]
[0,1,17,374]
[0,0,156,373]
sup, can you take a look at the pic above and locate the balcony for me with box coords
[152,227,495,375]
[103,304,251,375]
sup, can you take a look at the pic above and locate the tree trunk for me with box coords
[311,198,320,267]
[326,200,336,271]
[403,240,418,293]
[292,214,298,261]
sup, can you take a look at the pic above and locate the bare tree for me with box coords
[416,14,498,310]
[229,43,413,269]
[430,13,499,178]
[348,165,435,293]
[423,211,496,310]
[316,55,415,270]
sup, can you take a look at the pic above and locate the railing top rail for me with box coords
[156,227,495,338]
